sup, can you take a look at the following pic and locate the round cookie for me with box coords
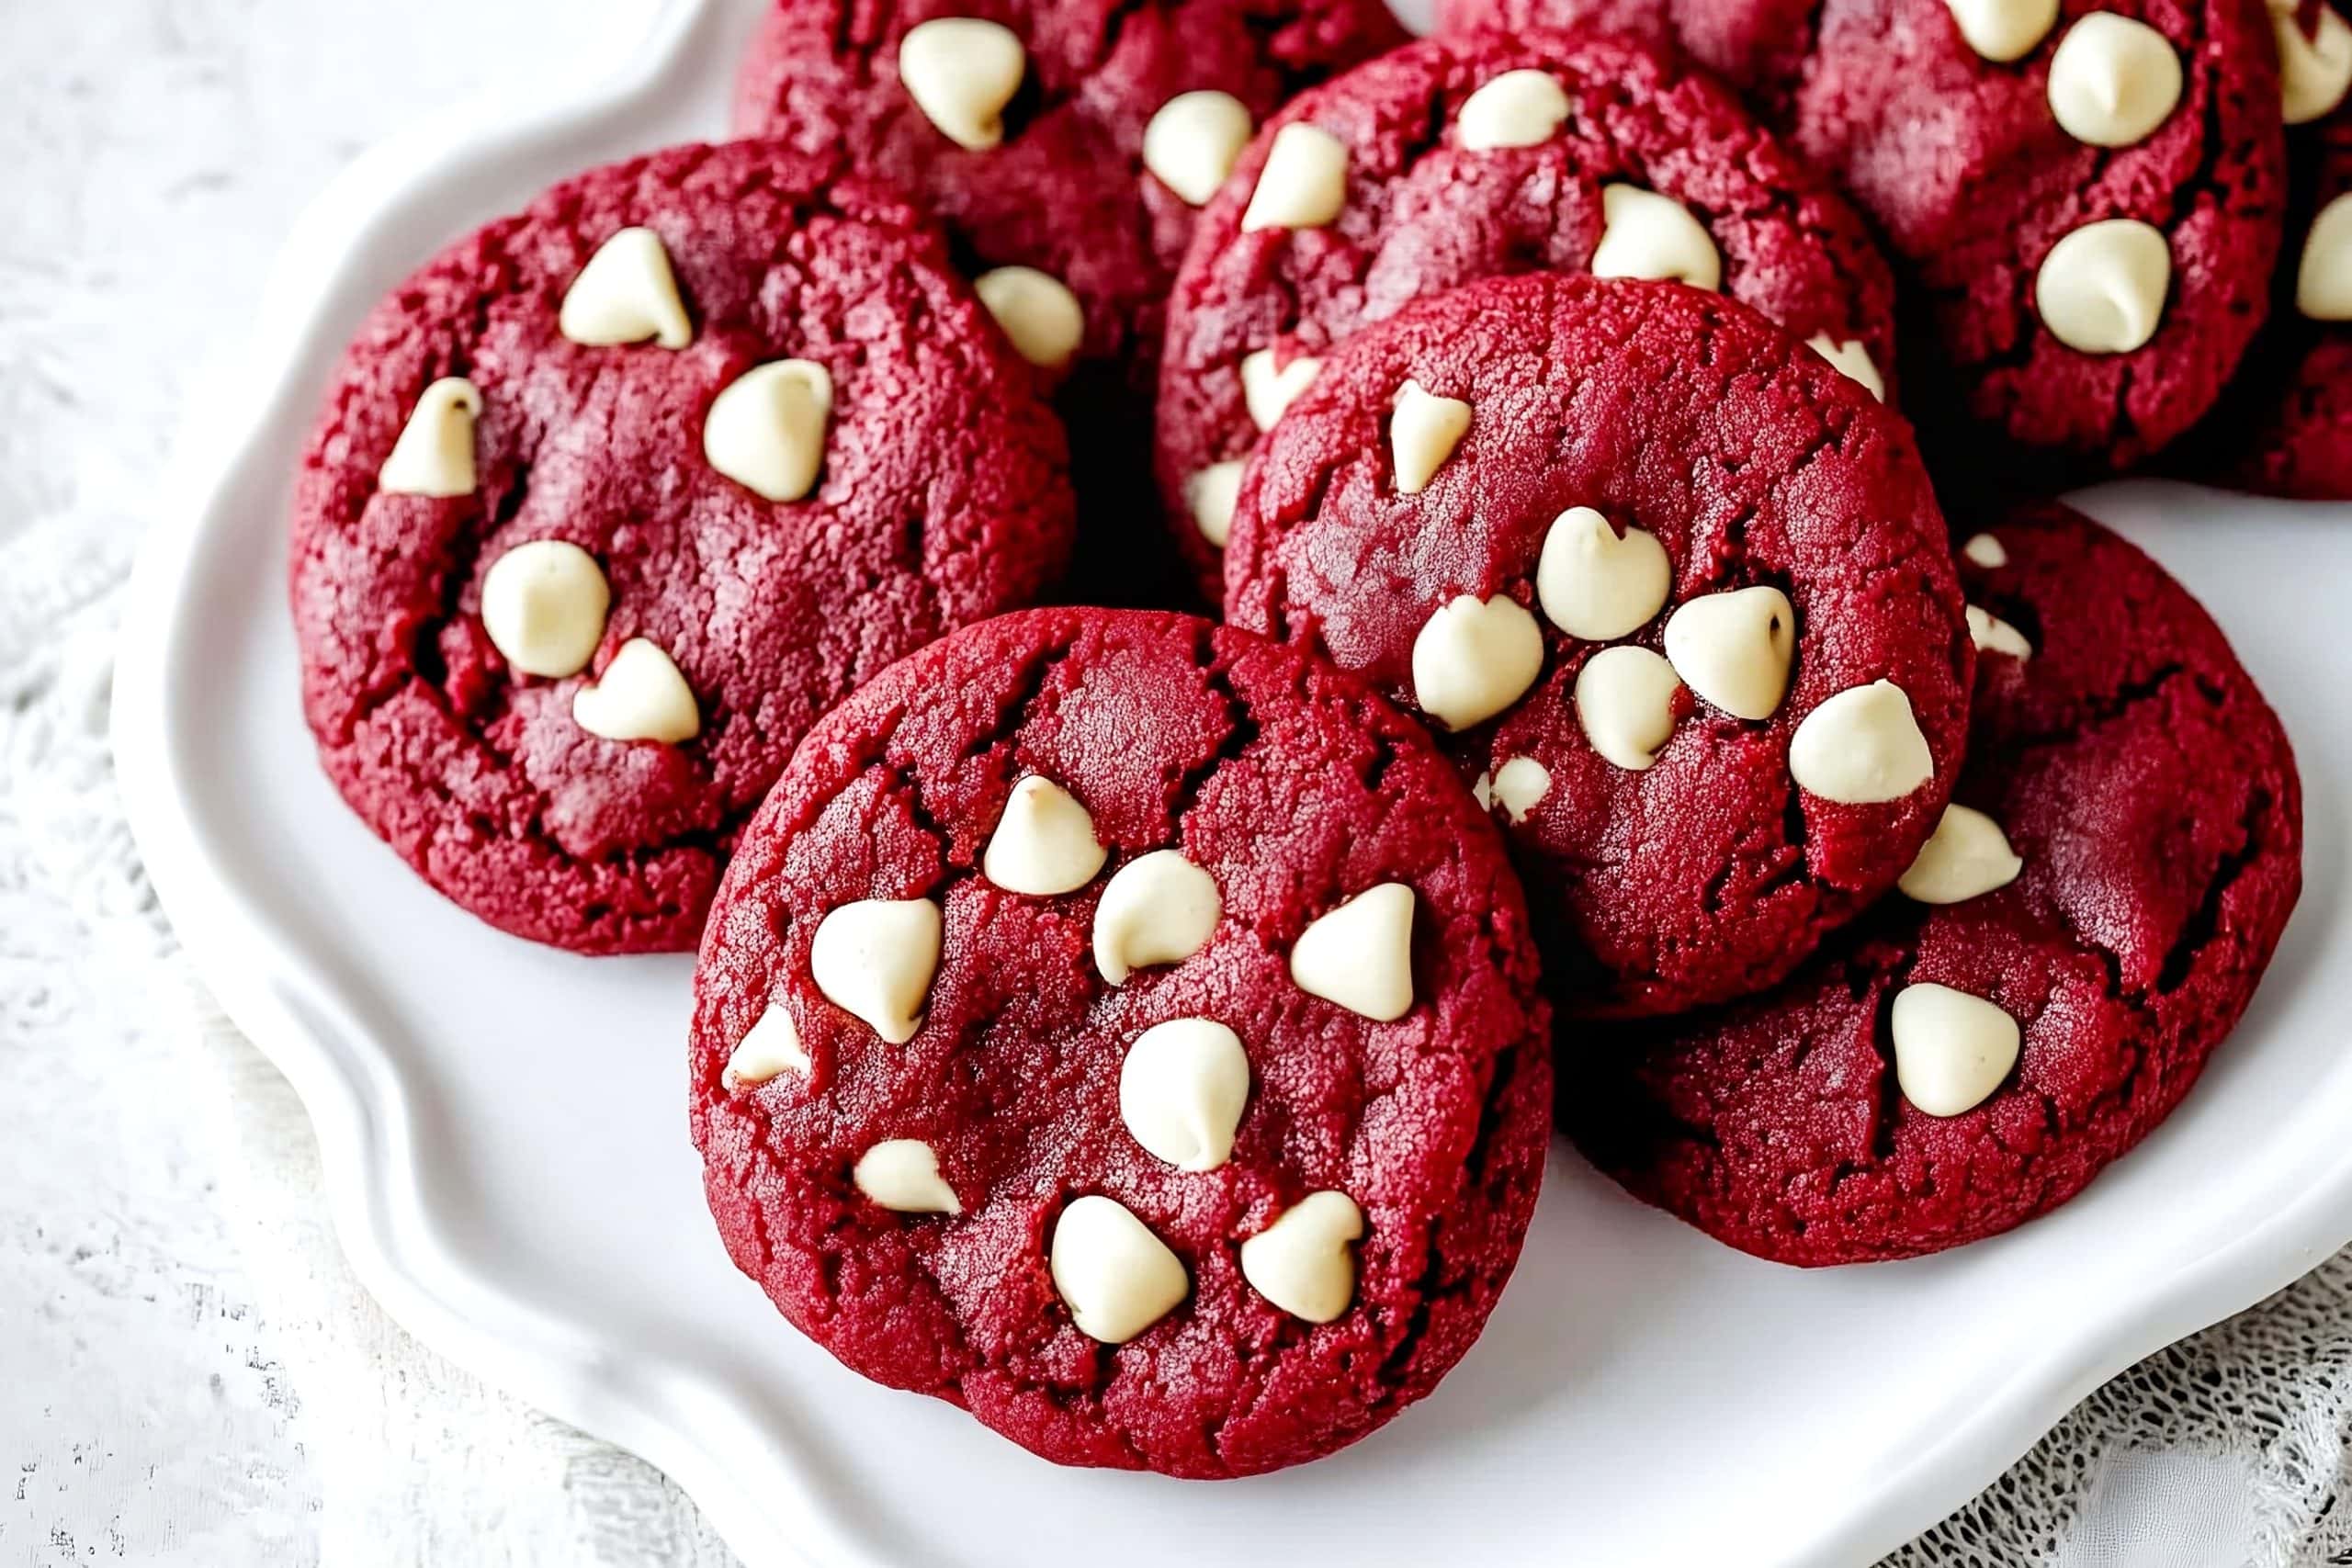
[1225,273,1972,1018]
[1563,504,2303,1265]
[1486,0,2285,470]
[2201,58,2352,496]
[1156,28,1904,596]
[731,0,1407,600]
[689,608,1551,1477]
[290,140,1075,954]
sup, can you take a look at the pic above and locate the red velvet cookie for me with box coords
[1226,273,1971,1017]
[1563,504,2303,1265]
[1157,28,1904,596]
[1444,0,2289,470]
[290,141,1074,954]
[689,608,1550,1476]
[2199,54,2352,496]
[732,0,1406,601]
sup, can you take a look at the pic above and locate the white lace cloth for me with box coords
[2,2,2346,1563]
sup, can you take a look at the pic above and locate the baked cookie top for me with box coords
[290,140,1074,953]
[1226,273,1971,1017]
[690,608,1551,1476]
[1564,503,2303,1264]
[1156,27,1902,594]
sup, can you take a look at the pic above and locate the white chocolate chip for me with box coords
[1289,883,1415,1021]
[1945,0,2060,61]
[1805,334,1887,401]
[809,897,943,1045]
[1590,185,1722,291]
[1891,982,2021,1116]
[1574,645,1681,771]
[1240,347,1321,430]
[1186,460,1246,546]
[1239,1190,1363,1323]
[975,266,1085,371]
[1050,1195,1188,1343]
[1457,69,1572,152]
[2298,192,2352,320]
[571,637,700,744]
[1536,507,1671,641]
[1967,604,2034,660]
[1093,850,1222,985]
[983,775,1108,896]
[481,539,611,679]
[1663,585,1796,722]
[1962,533,2009,569]
[723,1000,810,1089]
[1899,804,2024,904]
[2047,14,2182,147]
[2274,0,2352,123]
[1241,123,1350,232]
[1411,593,1544,730]
[2036,219,2171,355]
[1490,756,1552,822]
[898,17,1025,151]
[1789,680,1935,804]
[1390,379,1473,493]
[379,378,483,497]
[854,1139,961,1213]
[559,228,693,350]
[1143,90,1254,206]
[704,359,833,503]
[1118,1018,1250,1171]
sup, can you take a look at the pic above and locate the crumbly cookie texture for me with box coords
[290,140,1073,953]
[1225,272,1971,1018]
[1156,27,1901,597]
[1438,0,2290,471]
[689,608,1551,1477]
[1564,505,2303,1266]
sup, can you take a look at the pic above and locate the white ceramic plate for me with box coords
[112,0,2352,1562]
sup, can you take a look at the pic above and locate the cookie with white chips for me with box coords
[1564,504,2302,1265]
[690,607,1550,1476]
[1155,26,1903,597]
[290,141,1074,953]
[1227,273,1972,1017]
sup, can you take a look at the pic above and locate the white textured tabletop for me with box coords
[2,3,2346,1564]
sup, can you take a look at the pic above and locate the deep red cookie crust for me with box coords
[290,141,1074,954]
[2200,104,2352,497]
[1444,0,2288,470]
[689,609,1552,1477]
[1226,273,1971,1018]
[1563,505,2303,1266]
[1156,27,1903,595]
[732,0,1405,601]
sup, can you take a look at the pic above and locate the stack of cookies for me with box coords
[290,0,2319,1478]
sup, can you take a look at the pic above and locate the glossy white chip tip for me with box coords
[1805,335,1886,400]
[1968,604,2034,660]
[1186,460,1247,546]
[809,897,943,1045]
[704,359,832,502]
[571,637,699,744]
[1411,593,1544,730]
[379,378,483,497]
[1892,983,2022,1116]
[1050,1196,1189,1343]
[1289,883,1414,1021]
[1536,507,1670,641]
[854,1139,961,1213]
[1390,379,1472,493]
[2036,220,2171,355]
[1899,805,2025,905]
[1457,70,1572,151]
[1093,850,1221,985]
[560,227,692,350]
[1591,185,1721,290]
[898,18,1025,150]
[1143,91,1253,206]
[1241,123,1349,232]
[1663,585,1796,721]
[983,776,1107,896]
[1788,680,1934,804]
[975,266,1085,371]
[481,540,610,679]
[1240,347,1321,431]
[1119,1019,1250,1171]
[1239,1190,1363,1323]
[1575,645,1681,771]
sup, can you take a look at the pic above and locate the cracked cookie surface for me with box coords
[289,140,1074,953]
[2199,102,2352,496]
[732,0,1405,600]
[1226,274,1971,1018]
[1155,28,1903,596]
[1446,0,2288,469]
[688,608,1551,1476]
[1562,503,2303,1265]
